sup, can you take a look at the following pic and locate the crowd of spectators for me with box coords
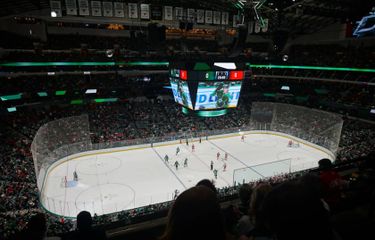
[1,96,375,239]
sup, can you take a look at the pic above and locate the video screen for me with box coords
[170,78,193,109]
[194,81,242,110]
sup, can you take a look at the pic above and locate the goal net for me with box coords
[31,115,91,191]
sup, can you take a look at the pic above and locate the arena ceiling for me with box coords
[0,0,373,34]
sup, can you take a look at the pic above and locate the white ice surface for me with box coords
[42,133,331,217]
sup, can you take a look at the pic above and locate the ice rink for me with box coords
[41,133,332,217]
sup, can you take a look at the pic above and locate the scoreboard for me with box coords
[169,62,246,116]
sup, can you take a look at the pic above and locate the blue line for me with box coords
[152,148,187,189]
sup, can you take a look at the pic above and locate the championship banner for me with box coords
[187,8,195,21]
[114,2,124,17]
[128,3,138,19]
[221,12,229,25]
[197,9,204,23]
[248,21,254,34]
[91,1,102,16]
[205,10,213,24]
[164,6,173,20]
[102,1,113,17]
[140,4,150,19]
[261,19,269,32]
[233,15,240,27]
[213,11,221,25]
[78,0,89,16]
[65,0,77,15]
[175,7,183,20]
[50,1,62,17]
[151,5,162,20]
[254,21,261,33]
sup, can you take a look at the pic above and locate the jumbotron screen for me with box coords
[169,62,245,112]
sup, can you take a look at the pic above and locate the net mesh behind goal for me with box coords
[31,115,91,190]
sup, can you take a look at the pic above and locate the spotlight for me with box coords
[106,49,114,58]
[51,11,57,17]
[282,55,288,62]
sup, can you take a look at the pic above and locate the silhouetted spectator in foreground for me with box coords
[196,178,217,194]
[318,158,347,212]
[262,181,341,240]
[160,186,226,240]
[63,211,107,240]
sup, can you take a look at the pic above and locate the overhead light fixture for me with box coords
[85,89,97,94]
[51,11,57,17]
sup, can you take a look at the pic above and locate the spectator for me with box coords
[62,211,107,240]
[160,186,226,240]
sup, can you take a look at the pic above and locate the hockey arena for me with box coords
[41,131,332,218]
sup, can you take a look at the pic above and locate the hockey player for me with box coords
[213,169,218,179]
[241,135,245,142]
[176,147,180,155]
[173,189,179,200]
[223,162,227,172]
[73,171,78,181]
[199,137,202,143]
[164,154,169,163]
[192,144,195,152]
[225,152,228,161]
[210,160,214,171]
[184,158,188,167]
[174,161,180,170]
[186,138,189,146]
[217,152,220,160]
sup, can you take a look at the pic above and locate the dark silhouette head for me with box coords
[196,179,217,194]
[262,181,332,240]
[161,186,225,240]
[27,213,47,240]
[318,158,333,170]
[77,211,93,232]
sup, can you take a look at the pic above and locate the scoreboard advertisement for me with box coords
[169,62,246,116]
[195,81,242,110]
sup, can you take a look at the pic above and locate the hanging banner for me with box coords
[261,19,269,32]
[254,21,261,33]
[50,1,62,17]
[213,11,221,24]
[205,10,213,24]
[221,12,228,25]
[164,6,173,20]
[114,2,124,17]
[140,4,150,19]
[151,5,162,20]
[175,7,183,20]
[78,0,89,16]
[91,1,102,16]
[233,15,240,27]
[102,1,113,17]
[128,3,138,19]
[65,0,77,15]
[248,21,254,34]
[197,9,204,23]
[187,8,195,21]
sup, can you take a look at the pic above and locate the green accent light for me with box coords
[37,92,48,97]
[1,93,22,101]
[296,96,309,102]
[249,64,375,73]
[194,62,211,71]
[70,99,83,105]
[118,61,169,66]
[94,98,118,103]
[55,90,66,96]
[7,107,17,112]
[197,109,228,117]
[263,93,276,97]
